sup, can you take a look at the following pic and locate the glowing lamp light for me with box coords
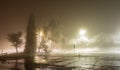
[40,32,43,36]
[79,29,86,36]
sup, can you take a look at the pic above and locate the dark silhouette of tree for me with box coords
[38,20,65,54]
[38,20,65,60]
[7,32,23,54]
[38,25,50,60]
[42,26,48,53]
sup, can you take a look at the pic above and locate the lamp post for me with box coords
[73,44,76,69]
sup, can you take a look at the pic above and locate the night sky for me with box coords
[0,0,120,49]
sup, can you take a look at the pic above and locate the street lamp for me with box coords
[79,29,89,42]
[79,29,86,36]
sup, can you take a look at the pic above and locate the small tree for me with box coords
[7,32,23,54]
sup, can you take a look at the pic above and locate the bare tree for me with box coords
[7,32,23,54]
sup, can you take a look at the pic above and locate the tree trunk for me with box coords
[15,47,18,68]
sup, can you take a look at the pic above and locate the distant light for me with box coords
[40,32,43,36]
[79,29,86,36]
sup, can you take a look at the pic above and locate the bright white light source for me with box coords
[79,29,86,36]
[39,32,43,36]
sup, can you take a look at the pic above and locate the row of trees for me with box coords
[7,17,64,55]
[6,14,65,63]
[7,32,23,54]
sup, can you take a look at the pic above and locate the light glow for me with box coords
[79,36,89,42]
[40,32,43,36]
[79,29,86,36]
